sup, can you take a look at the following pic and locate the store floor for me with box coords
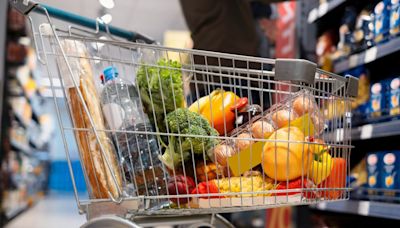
[6,192,86,228]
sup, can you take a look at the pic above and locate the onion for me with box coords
[251,120,275,139]
[271,109,297,128]
[235,133,253,151]
[212,144,236,167]
[293,94,315,115]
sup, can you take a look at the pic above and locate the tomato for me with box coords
[191,181,222,198]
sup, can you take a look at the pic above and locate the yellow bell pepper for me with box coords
[189,89,240,135]
[309,152,333,185]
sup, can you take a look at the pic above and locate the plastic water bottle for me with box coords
[100,66,166,197]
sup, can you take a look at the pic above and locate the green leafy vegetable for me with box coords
[136,59,184,132]
[160,108,219,169]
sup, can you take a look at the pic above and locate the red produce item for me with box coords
[319,158,346,200]
[167,175,196,204]
[191,181,222,199]
[230,97,248,112]
[275,178,317,199]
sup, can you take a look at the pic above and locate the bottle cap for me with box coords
[103,66,118,81]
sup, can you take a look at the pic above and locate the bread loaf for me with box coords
[60,40,122,199]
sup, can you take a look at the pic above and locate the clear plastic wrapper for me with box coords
[208,89,326,177]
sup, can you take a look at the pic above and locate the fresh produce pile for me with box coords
[137,60,347,207]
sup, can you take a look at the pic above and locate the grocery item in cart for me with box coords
[58,40,122,199]
[319,158,347,199]
[195,160,227,182]
[136,59,185,134]
[262,127,313,181]
[188,89,243,135]
[167,175,196,204]
[159,108,219,170]
[308,148,333,184]
[100,66,165,196]
[191,175,275,198]
[210,90,324,177]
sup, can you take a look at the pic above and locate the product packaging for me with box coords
[388,77,400,116]
[381,151,399,198]
[349,66,370,110]
[369,82,387,117]
[352,10,374,52]
[390,0,400,36]
[57,39,123,199]
[366,152,382,195]
[373,0,391,44]
[334,7,357,60]
[208,90,325,177]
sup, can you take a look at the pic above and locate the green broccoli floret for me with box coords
[160,108,219,169]
[136,59,184,132]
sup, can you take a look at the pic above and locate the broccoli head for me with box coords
[160,108,219,169]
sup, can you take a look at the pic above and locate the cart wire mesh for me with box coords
[25,5,355,217]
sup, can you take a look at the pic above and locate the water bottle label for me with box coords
[103,103,125,130]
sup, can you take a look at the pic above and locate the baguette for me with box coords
[60,40,122,199]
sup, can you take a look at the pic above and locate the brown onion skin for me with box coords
[251,120,275,139]
[271,109,296,128]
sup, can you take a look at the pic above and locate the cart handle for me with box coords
[9,0,156,44]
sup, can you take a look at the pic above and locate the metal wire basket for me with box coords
[11,0,358,226]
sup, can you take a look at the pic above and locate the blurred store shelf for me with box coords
[326,119,400,142]
[11,139,32,156]
[312,200,400,220]
[307,0,346,23]
[334,37,400,73]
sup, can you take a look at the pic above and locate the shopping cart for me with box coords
[10,0,358,227]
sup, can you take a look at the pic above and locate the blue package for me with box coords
[390,0,400,36]
[381,151,399,198]
[374,0,391,43]
[369,82,386,117]
[389,77,400,116]
[367,152,382,190]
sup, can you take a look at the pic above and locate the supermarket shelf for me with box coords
[327,119,400,141]
[350,119,400,140]
[307,0,346,23]
[334,37,400,73]
[11,139,32,156]
[312,200,400,220]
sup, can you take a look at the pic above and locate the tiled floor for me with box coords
[6,193,86,228]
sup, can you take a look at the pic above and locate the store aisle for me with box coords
[6,193,86,228]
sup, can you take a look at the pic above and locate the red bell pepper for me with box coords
[275,178,317,199]
[191,181,222,198]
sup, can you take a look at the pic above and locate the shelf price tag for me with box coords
[360,124,373,139]
[349,55,359,68]
[336,128,344,142]
[364,47,378,63]
[358,201,370,216]
[317,202,327,210]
